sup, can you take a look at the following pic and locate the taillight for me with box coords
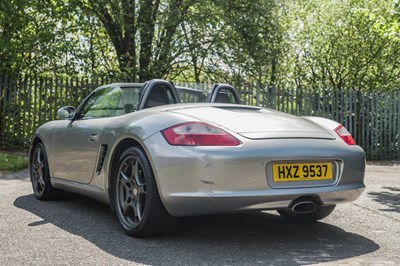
[161,122,241,146]
[335,125,355,145]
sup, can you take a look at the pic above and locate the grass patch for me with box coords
[0,152,29,171]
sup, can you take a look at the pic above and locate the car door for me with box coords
[52,86,122,183]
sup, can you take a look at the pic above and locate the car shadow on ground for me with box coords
[15,192,379,266]
[368,186,400,213]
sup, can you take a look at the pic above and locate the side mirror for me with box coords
[57,106,75,120]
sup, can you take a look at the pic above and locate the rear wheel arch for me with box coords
[108,138,176,236]
[108,137,162,212]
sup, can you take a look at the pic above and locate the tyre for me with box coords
[114,146,177,237]
[30,142,63,200]
[278,205,336,222]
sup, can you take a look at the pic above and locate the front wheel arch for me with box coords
[30,141,63,200]
[29,137,46,181]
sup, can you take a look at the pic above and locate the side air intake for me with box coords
[96,144,108,175]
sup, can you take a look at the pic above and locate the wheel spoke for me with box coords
[135,200,143,221]
[36,181,42,191]
[133,160,145,187]
[38,175,45,187]
[137,185,146,196]
[122,195,130,212]
[133,159,138,175]
[123,197,141,222]
[119,171,132,190]
[33,176,39,189]
[36,149,43,165]
[127,197,136,210]
[132,160,140,183]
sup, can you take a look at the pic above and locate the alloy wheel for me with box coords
[32,146,46,195]
[116,155,147,229]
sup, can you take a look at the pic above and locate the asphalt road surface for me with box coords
[1,163,399,266]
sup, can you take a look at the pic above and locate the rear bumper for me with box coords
[160,184,364,216]
[143,133,365,217]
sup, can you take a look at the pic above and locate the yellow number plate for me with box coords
[272,163,333,182]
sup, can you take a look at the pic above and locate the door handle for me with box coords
[89,133,99,142]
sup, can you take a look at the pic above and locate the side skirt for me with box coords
[51,177,110,205]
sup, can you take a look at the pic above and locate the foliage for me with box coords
[0,0,119,78]
[280,0,400,90]
[214,0,283,85]
[1,0,400,89]
[72,0,196,81]
[0,152,28,171]
[166,0,284,85]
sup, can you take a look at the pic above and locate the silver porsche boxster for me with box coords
[29,79,365,237]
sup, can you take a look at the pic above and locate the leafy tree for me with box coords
[75,0,196,81]
[0,0,119,78]
[0,0,30,74]
[281,0,400,90]
[215,0,283,85]
[2,0,400,90]
[167,0,284,85]
[171,2,222,83]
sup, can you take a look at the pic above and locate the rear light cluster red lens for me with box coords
[161,122,241,146]
[335,125,356,145]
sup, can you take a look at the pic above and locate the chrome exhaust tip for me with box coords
[291,201,317,214]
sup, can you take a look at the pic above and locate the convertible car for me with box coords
[30,79,365,237]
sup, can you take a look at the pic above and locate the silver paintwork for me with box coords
[142,130,364,216]
[52,118,106,183]
[30,91,365,217]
